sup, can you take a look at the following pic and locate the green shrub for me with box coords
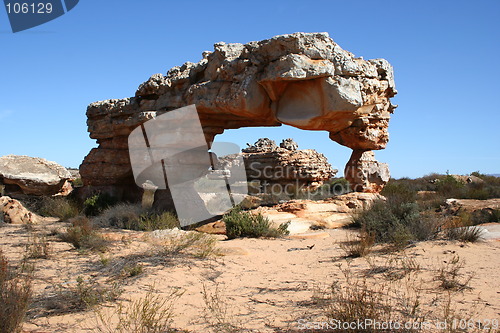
[83,193,117,217]
[37,197,81,221]
[223,207,289,239]
[352,198,438,247]
[0,249,32,333]
[59,216,108,252]
[328,178,351,195]
[381,180,417,204]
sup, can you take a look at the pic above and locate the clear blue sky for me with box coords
[1,0,499,178]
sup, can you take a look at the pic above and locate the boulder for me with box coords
[80,32,396,204]
[0,196,38,224]
[0,155,73,196]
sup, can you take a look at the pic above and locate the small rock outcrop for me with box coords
[0,155,73,196]
[80,32,396,204]
[0,196,38,224]
[239,138,336,191]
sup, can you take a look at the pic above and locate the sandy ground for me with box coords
[1,218,499,333]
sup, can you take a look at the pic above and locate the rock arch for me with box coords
[80,32,397,202]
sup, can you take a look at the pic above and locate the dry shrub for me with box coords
[445,215,484,243]
[340,231,375,258]
[202,283,241,332]
[37,196,81,221]
[25,233,51,259]
[326,263,426,333]
[59,216,108,252]
[160,231,221,259]
[93,204,179,231]
[435,255,474,291]
[93,286,183,333]
[0,249,32,333]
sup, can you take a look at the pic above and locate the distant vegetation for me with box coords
[350,172,500,248]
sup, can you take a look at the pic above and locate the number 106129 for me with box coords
[5,2,53,14]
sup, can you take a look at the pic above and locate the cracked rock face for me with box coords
[80,32,396,199]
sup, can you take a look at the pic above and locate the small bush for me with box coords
[340,231,375,258]
[223,207,289,239]
[93,203,143,229]
[435,255,473,291]
[83,193,117,217]
[25,233,51,259]
[0,249,32,333]
[37,197,81,221]
[352,198,439,247]
[59,216,108,252]
[202,283,240,332]
[94,286,183,333]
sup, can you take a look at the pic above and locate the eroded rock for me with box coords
[0,155,73,196]
[0,196,38,224]
[237,138,336,192]
[80,32,396,201]
[345,150,390,193]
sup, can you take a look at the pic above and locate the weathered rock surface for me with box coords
[0,155,73,196]
[0,196,38,224]
[345,150,390,193]
[197,192,383,235]
[80,32,396,201]
[236,138,336,190]
[444,198,500,221]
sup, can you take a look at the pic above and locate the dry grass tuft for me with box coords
[93,286,183,333]
[159,231,221,259]
[435,255,474,291]
[0,249,32,333]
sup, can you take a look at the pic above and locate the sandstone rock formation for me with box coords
[238,138,336,191]
[80,32,397,203]
[196,192,383,235]
[0,196,38,224]
[0,155,73,196]
[344,150,390,193]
